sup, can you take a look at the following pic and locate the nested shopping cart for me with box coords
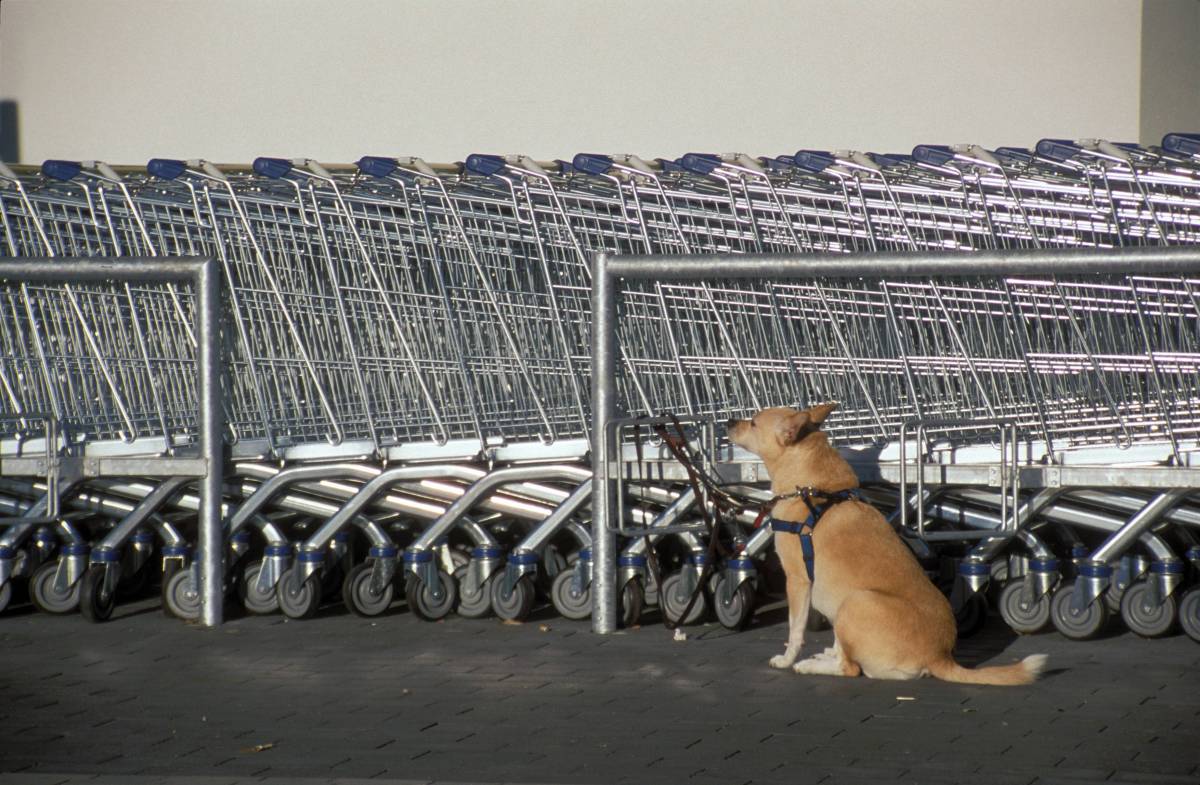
[1,133,1199,643]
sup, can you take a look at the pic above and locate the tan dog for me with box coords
[728,403,1046,685]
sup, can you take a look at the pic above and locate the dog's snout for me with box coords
[724,418,739,431]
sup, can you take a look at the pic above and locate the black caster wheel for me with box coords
[711,575,755,631]
[550,569,590,620]
[1119,581,1176,638]
[1051,581,1109,640]
[620,577,644,628]
[163,569,201,620]
[492,575,536,622]
[659,571,706,626]
[454,565,493,619]
[30,561,81,614]
[276,567,322,620]
[998,581,1052,634]
[343,562,394,618]
[239,560,280,615]
[79,565,115,623]
[405,569,458,621]
[1177,586,1200,643]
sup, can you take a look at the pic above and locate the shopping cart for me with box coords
[1,133,1198,643]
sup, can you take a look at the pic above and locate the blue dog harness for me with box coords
[767,488,861,582]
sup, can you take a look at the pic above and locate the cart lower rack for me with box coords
[1,134,1200,643]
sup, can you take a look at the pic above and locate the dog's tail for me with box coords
[929,654,1048,686]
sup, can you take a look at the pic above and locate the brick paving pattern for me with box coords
[1,594,1198,785]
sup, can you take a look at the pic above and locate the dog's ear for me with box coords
[806,401,839,427]
[777,410,811,446]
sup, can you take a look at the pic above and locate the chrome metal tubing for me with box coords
[0,256,225,627]
[409,464,593,552]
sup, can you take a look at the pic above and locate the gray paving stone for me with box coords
[2,596,1199,784]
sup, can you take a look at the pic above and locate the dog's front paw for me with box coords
[769,653,795,669]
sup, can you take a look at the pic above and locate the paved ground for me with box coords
[1,590,1198,785]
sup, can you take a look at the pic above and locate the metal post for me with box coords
[196,257,224,627]
[588,245,1200,633]
[591,252,619,633]
[0,256,225,627]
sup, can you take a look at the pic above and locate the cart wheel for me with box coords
[0,580,12,614]
[1103,581,1126,614]
[238,561,279,615]
[78,565,115,623]
[986,560,1008,608]
[712,576,755,631]
[644,568,660,608]
[953,592,988,638]
[550,569,591,620]
[1050,581,1108,640]
[1119,581,1177,638]
[159,559,183,615]
[453,565,493,619]
[163,569,201,621]
[405,569,458,621]
[276,568,322,620]
[659,572,706,626]
[1178,587,1200,643]
[227,552,251,601]
[343,562,394,618]
[537,545,568,598]
[620,578,644,628]
[998,581,1052,634]
[30,561,81,614]
[492,575,536,622]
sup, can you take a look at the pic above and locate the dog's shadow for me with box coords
[952,617,1070,678]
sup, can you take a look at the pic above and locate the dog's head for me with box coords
[725,402,839,465]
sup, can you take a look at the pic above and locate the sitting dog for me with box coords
[727,403,1046,685]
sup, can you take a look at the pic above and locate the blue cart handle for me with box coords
[1163,132,1200,157]
[42,160,82,181]
[678,153,723,176]
[148,158,188,180]
[1034,139,1081,162]
[252,157,293,178]
[792,150,836,173]
[357,156,398,179]
[571,153,614,176]
[464,154,507,177]
[912,145,955,166]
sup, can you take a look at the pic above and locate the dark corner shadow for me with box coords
[0,100,18,163]
[111,602,167,621]
[954,615,1049,671]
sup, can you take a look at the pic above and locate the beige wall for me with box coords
[0,0,1149,164]
[1140,0,1200,145]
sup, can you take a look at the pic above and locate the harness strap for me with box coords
[767,488,860,582]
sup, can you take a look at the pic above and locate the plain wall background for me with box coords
[1140,0,1200,144]
[0,0,1189,164]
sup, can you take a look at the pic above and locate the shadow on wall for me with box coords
[0,100,19,162]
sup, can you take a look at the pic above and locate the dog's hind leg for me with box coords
[830,590,928,681]
[768,571,816,672]
[793,638,861,677]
